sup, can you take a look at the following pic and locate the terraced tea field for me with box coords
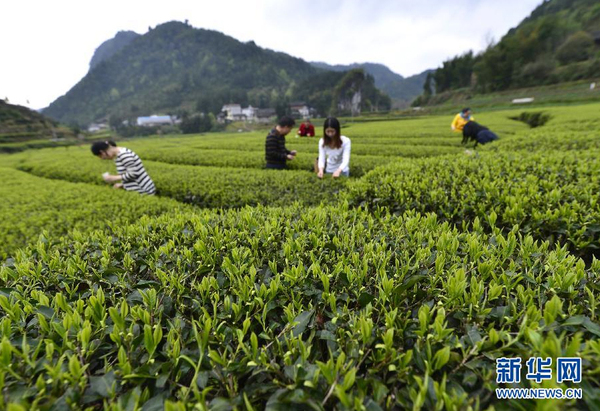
[1,103,599,410]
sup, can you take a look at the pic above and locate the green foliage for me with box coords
[0,167,186,258]
[512,58,556,88]
[1,205,599,409]
[433,51,475,93]
[0,139,79,154]
[556,31,596,65]
[509,111,552,128]
[179,114,213,134]
[346,149,600,260]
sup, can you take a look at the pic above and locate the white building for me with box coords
[88,122,108,133]
[221,104,242,121]
[242,105,257,121]
[137,115,174,127]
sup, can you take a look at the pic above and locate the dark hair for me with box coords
[278,116,296,128]
[91,140,116,156]
[323,117,342,149]
[461,107,471,114]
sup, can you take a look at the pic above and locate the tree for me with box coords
[423,72,433,96]
[433,51,476,93]
[180,114,213,134]
[556,31,595,65]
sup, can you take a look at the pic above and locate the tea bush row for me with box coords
[345,150,600,260]
[126,147,399,177]
[14,150,348,208]
[135,138,463,158]
[0,167,186,258]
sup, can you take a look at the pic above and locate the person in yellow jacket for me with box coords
[451,108,474,132]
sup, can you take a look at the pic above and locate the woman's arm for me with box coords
[317,140,326,170]
[337,139,351,172]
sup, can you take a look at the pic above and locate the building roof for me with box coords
[137,115,172,125]
[256,108,276,117]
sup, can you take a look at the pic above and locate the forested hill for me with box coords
[44,21,390,126]
[311,62,432,105]
[419,0,600,98]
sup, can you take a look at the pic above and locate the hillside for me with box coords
[0,100,76,143]
[44,22,390,126]
[311,61,431,106]
[417,0,600,101]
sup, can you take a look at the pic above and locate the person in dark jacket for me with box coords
[265,116,297,169]
[462,121,499,147]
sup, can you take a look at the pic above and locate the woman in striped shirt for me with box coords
[91,141,156,195]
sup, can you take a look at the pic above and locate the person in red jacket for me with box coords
[297,118,315,137]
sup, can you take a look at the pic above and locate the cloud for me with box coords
[0,0,542,109]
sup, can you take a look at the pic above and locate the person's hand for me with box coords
[290,150,297,155]
[332,169,342,178]
[317,169,324,179]
[113,183,123,189]
[287,154,295,160]
[102,172,112,182]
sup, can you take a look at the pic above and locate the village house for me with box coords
[289,102,310,119]
[221,104,243,121]
[242,106,257,121]
[219,104,277,124]
[255,108,276,124]
[88,121,109,133]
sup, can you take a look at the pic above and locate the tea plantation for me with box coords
[1,103,599,410]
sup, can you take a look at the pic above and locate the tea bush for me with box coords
[1,206,598,409]
[345,150,600,260]
[0,167,186,258]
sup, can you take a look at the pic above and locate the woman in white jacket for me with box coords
[317,117,351,178]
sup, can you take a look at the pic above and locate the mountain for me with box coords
[311,62,432,105]
[0,100,76,143]
[89,31,140,71]
[44,22,390,126]
[423,0,600,96]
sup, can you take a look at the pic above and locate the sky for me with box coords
[1,0,543,110]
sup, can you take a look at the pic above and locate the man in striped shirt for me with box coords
[91,141,156,195]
